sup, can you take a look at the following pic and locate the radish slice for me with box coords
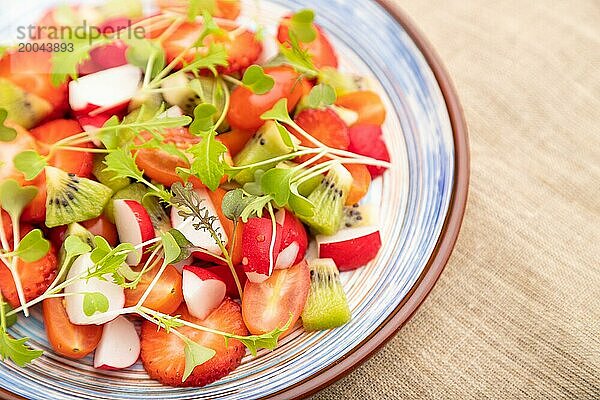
[275,241,300,270]
[317,226,382,271]
[113,199,155,266]
[182,266,226,320]
[64,253,125,325]
[94,316,140,370]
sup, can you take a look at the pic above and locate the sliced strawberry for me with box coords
[277,16,338,69]
[347,124,390,178]
[30,119,94,177]
[140,299,248,387]
[0,243,58,308]
[0,51,68,117]
[162,21,262,75]
[291,108,349,164]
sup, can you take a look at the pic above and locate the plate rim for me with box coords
[265,0,470,398]
[0,0,469,398]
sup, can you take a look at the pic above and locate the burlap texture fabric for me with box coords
[313,0,600,398]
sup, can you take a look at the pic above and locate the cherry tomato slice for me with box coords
[277,16,338,69]
[42,297,103,359]
[125,264,183,315]
[134,127,203,187]
[345,164,372,206]
[242,260,310,337]
[228,66,306,131]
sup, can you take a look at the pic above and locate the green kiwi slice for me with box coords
[232,121,296,185]
[300,163,353,235]
[301,258,351,331]
[0,78,52,129]
[45,166,113,228]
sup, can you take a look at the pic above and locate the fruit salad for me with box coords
[0,0,391,387]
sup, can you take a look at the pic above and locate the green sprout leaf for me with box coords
[236,315,293,356]
[0,328,43,367]
[0,109,17,142]
[221,189,255,221]
[0,180,38,222]
[279,32,318,77]
[307,83,336,109]
[16,229,50,262]
[167,228,194,263]
[189,103,218,135]
[260,168,293,207]
[64,235,92,260]
[1,302,17,328]
[260,98,294,125]
[187,131,227,191]
[13,150,47,180]
[241,65,275,95]
[103,148,144,183]
[89,236,135,285]
[180,44,228,76]
[239,195,272,223]
[125,37,166,79]
[182,339,216,382]
[82,292,109,317]
[289,9,317,43]
[288,183,315,217]
[195,11,225,44]
[274,121,296,150]
[161,231,181,265]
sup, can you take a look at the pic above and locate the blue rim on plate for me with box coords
[0,0,469,398]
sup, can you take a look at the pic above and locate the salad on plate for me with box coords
[0,0,391,387]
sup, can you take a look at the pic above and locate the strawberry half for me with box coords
[0,241,58,308]
[347,124,390,178]
[140,300,248,387]
[292,108,349,164]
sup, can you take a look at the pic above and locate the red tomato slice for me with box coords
[228,66,306,131]
[277,16,338,69]
[242,260,310,337]
[134,127,203,187]
[42,297,103,359]
[162,20,262,75]
[125,264,183,314]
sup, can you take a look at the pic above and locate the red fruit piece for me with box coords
[30,119,94,177]
[140,300,248,387]
[1,211,13,245]
[0,51,68,117]
[206,264,247,299]
[162,21,262,75]
[292,108,350,164]
[0,244,58,308]
[347,124,390,178]
[242,217,282,283]
[227,66,306,132]
[276,209,308,266]
[277,16,338,69]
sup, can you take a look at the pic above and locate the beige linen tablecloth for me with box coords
[314,0,600,398]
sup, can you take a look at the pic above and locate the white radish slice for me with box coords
[69,64,142,111]
[170,187,228,255]
[113,199,156,266]
[94,316,140,370]
[182,266,226,320]
[64,253,125,325]
[275,241,300,270]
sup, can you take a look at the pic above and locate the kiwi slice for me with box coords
[105,183,170,232]
[233,121,296,185]
[276,161,322,196]
[161,73,227,130]
[45,166,113,228]
[342,204,377,229]
[300,163,353,235]
[301,258,351,331]
[0,78,52,129]
[92,154,130,193]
